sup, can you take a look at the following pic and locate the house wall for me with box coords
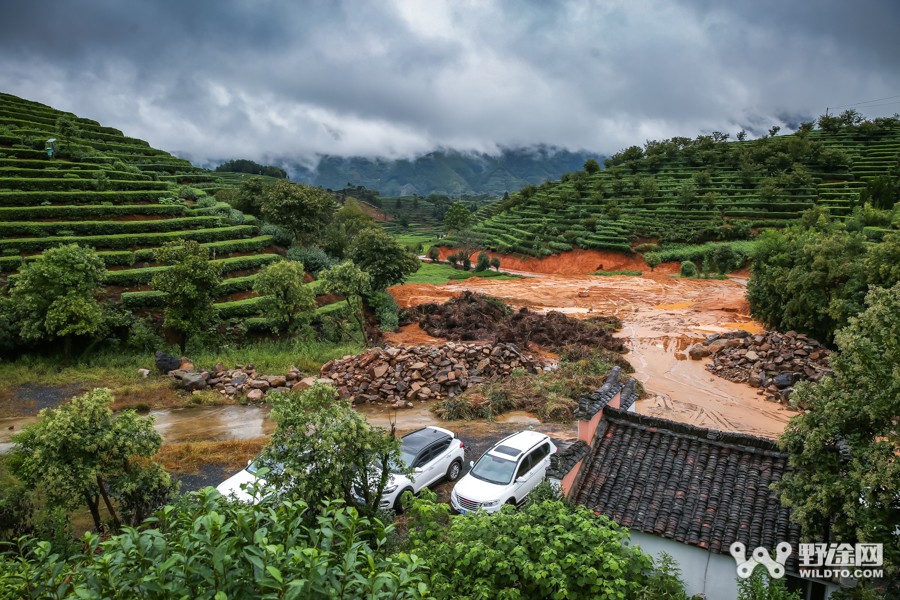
[559,457,583,496]
[628,533,840,600]
[577,391,620,443]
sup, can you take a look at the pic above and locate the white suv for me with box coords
[380,425,466,512]
[450,430,556,514]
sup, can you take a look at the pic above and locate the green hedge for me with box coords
[0,204,186,220]
[0,177,167,192]
[105,254,281,286]
[121,274,263,310]
[215,295,267,318]
[0,167,153,181]
[0,216,223,237]
[0,225,257,252]
[0,190,170,206]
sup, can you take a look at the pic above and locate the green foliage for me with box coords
[8,243,106,350]
[584,158,601,174]
[406,495,653,599]
[151,240,222,353]
[261,385,403,517]
[318,261,373,345]
[777,284,900,577]
[258,223,292,247]
[349,227,420,290]
[10,388,173,532]
[214,158,288,178]
[475,252,490,272]
[321,198,376,258]
[260,180,335,245]
[0,491,429,599]
[443,201,472,232]
[427,245,440,262]
[635,553,690,600]
[368,290,399,331]
[252,260,316,334]
[489,256,500,271]
[285,244,335,274]
[736,568,801,600]
[679,260,698,278]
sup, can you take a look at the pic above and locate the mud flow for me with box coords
[390,270,796,439]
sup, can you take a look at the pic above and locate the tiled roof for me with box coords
[576,366,639,417]
[571,407,800,561]
[547,439,590,480]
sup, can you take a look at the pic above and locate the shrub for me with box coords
[427,245,440,262]
[260,223,294,247]
[679,261,698,277]
[367,290,399,331]
[475,252,491,272]
[195,196,217,209]
[286,245,335,274]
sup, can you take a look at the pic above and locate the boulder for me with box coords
[155,351,181,374]
[179,372,207,392]
[688,344,710,360]
[138,368,151,378]
[773,372,796,389]
[247,389,264,402]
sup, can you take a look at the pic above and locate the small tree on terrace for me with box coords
[490,256,501,271]
[318,260,372,345]
[349,226,420,290]
[253,260,316,334]
[476,252,491,272]
[151,240,222,354]
[12,388,173,532]
[9,243,106,357]
[583,158,601,174]
[443,201,471,232]
[260,180,335,245]
[260,384,404,517]
[427,245,440,262]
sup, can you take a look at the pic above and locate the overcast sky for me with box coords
[1,0,898,166]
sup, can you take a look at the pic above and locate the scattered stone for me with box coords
[155,351,181,374]
[246,389,264,402]
[138,368,151,378]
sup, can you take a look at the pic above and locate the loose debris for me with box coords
[402,291,625,353]
[321,342,551,408]
[687,330,831,403]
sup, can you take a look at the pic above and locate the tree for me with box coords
[318,261,372,345]
[443,201,471,232]
[322,198,376,258]
[737,567,801,600]
[11,388,172,532]
[777,284,900,580]
[427,246,440,262]
[227,175,267,216]
[253,260,315,333]
[260,384,403,517]
[490,256,501,271]
[348,227,420,290]
[260,180,335,245]
[8,243,106,356]
[0,490,428,599]
[475,252,491,272]
[405,494,655,599]
[583,158,601,174]
[151,240,222,354]
[645,254,661,272]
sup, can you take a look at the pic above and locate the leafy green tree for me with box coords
[405,494,654,599]
[151,240,222,354]
[322,198,376,258]
[260,180,335,245]
[490,256,501,271]
[679,261,698,278]
[427,245,440,262]
[475,252,491,272]
[253,260,315,334]
[777,284,900,578]
[645,253,662,272]
[583,158,601,174]
[443,201,471,232]
[261,384,403,517]
[348,227,420,290]
[8,243,106,356]
[0,490,429,599]
[225,175,267,216]
[11,388,172,532]
[318,261,372,345]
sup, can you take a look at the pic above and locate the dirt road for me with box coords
[389,271,796,439]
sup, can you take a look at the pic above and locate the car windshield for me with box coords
[246,459,261,475]
[400,448,417,468]
[470,453,517,485]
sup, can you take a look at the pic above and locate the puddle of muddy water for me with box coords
[150,406,276,444]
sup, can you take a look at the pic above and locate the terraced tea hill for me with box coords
[447,117,900,257]
[0,92,282,320]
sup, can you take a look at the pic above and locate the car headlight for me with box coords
[383,484,398,494]
[481,499,501,508]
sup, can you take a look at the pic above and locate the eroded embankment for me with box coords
[389,266,796,439]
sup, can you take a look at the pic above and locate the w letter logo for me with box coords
[730,542,792,579]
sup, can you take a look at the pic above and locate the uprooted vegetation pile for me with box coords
[687,330,831,404]
[434,346,636,423]
[320,342,552,408]
[401,291,626,353]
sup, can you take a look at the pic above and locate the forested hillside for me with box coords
[0,93,293,331]
[288,146,600,196]
[447,114,900,257]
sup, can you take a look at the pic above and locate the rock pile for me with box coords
[321,342,552,408]
[687,330,831,402]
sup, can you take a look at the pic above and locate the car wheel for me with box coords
[506,498,517,508]
[394,488,414,514]
[446,459,462,482]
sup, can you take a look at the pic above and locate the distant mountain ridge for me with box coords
[283,146,602,196]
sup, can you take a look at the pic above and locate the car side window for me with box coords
[516,452,535,479]
[415,446,437,468]
[533,442,551,463]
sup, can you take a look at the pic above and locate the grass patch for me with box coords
[156,437,269,475]
[433,348,633,423]
[404,262,521,285]
[392,232,438,251]
[594,270,643,277]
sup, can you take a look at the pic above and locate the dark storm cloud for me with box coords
[1,0,898,165]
